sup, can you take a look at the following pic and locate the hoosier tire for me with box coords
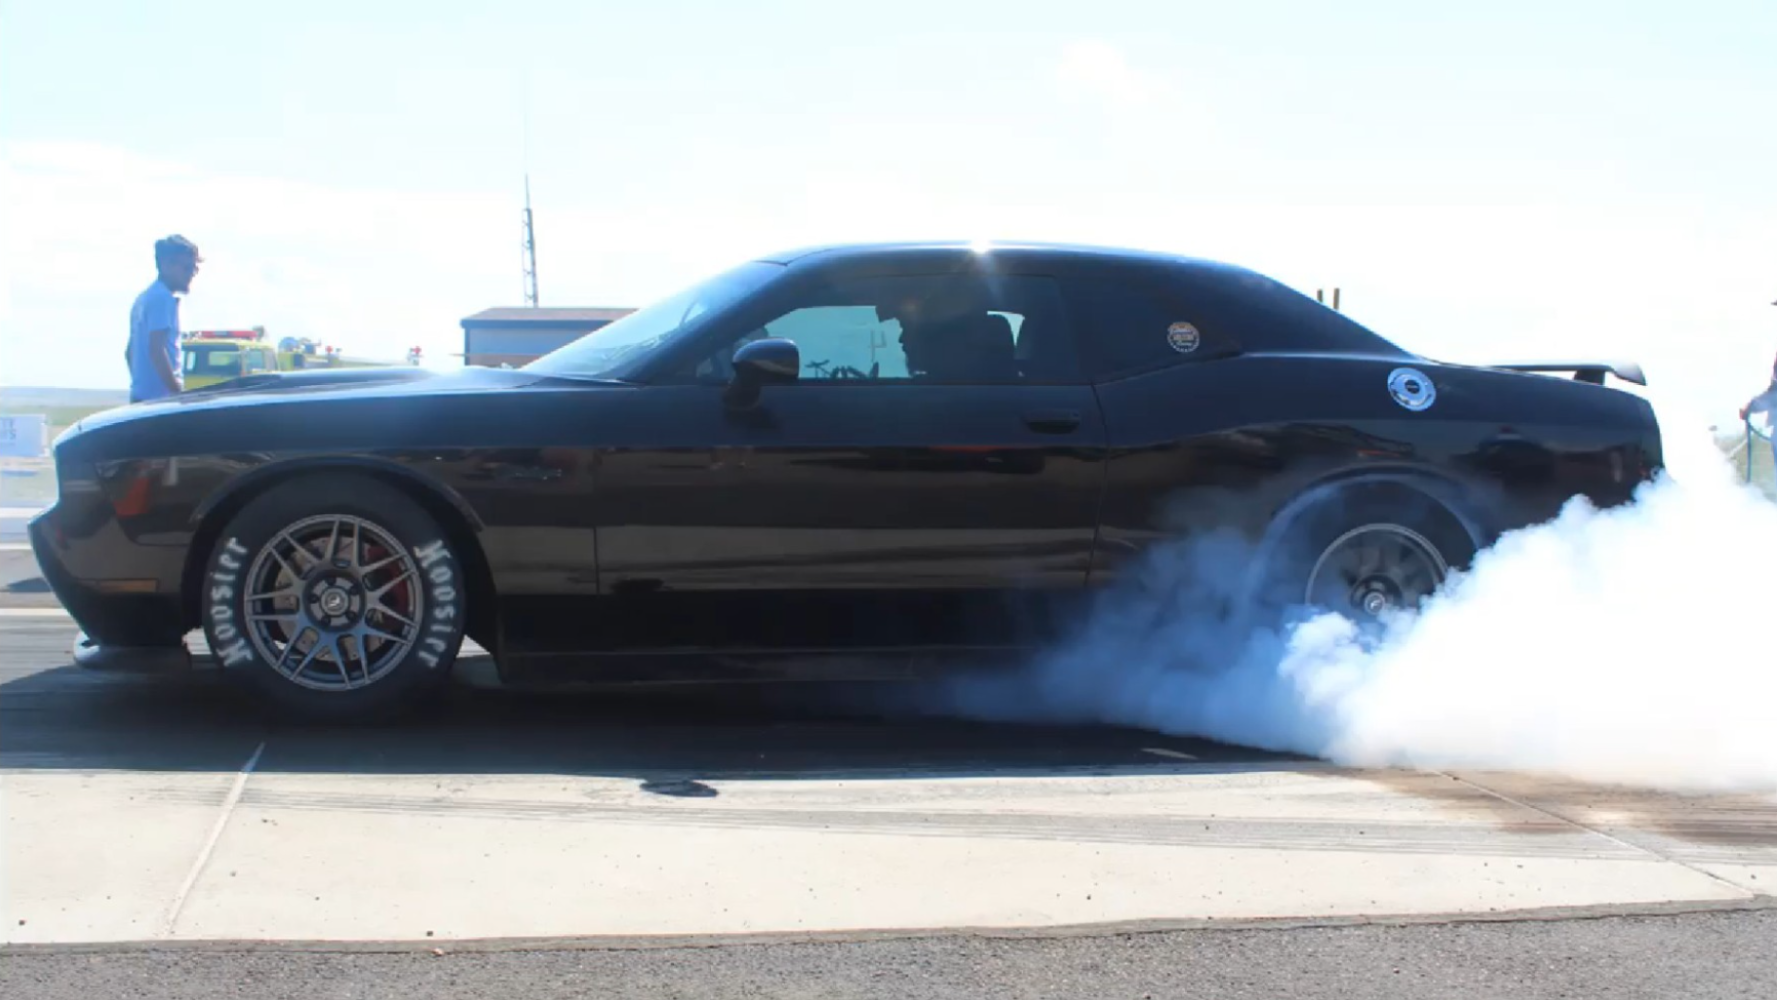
[198,473,469,723]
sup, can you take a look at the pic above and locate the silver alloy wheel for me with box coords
[242,514,424,692]
[1304,523,1449,618]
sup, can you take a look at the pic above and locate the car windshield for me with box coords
[523,260,783,380]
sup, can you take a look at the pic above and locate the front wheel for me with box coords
[199,473,469,723]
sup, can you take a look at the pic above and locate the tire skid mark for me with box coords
[98,781,1777,866]
[211,787,1635,861]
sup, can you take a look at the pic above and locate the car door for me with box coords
[590,267,1109,662]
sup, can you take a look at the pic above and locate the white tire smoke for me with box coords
[926,393,1777,794]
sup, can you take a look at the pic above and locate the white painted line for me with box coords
[165,740,266,935]
[0,543,34,551]
[0,507,45,517]
[1142,747,1200,761]
[0,607,68,617]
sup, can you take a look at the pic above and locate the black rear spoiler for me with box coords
[1491,361,1646,386]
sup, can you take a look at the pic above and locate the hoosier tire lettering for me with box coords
[413,539,458,669]
[208,537,254,667]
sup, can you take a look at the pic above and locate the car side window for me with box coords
[1070,276,1242,380]
[675,273,1083,385]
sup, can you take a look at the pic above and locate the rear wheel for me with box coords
[1304,522,1451,618]
[199,473,468,723]
[1257,482,1476,625]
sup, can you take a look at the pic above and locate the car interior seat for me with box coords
[918,312,1017,382]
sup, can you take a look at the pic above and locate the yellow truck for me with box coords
[180,329,418,389]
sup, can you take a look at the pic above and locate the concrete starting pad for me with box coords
[5,757,1774,945]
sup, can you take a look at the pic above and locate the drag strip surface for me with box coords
[4,547,1775,947]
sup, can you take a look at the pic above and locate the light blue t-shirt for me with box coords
[128,279,181,402]
[1748,382,1777,418]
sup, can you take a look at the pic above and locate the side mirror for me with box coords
[724,338,799,408]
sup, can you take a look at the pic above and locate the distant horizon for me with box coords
[0,385,131,398]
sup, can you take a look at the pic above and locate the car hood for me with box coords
[71,366,596,435]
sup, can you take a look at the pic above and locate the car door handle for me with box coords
[1022,410,1082,434]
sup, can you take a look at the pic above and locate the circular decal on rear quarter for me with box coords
[1166,322,1201,354]
[1387,367,1437,411]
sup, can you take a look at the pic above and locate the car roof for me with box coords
[749,240,1411,360]
[754,239,1252,277]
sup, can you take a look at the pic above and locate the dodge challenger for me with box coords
[28,241,1664,721]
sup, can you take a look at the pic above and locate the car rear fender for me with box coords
[1258,466,1498,567]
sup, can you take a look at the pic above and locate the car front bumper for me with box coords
[28,503,186,650]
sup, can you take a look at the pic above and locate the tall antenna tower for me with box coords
[521,174,539,307]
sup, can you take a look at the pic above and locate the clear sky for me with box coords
[1,0,1773,423]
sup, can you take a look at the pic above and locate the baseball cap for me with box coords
[154,234,203,263]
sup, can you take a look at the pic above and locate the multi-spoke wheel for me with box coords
[242,514,425,692]
[200,474,468,722]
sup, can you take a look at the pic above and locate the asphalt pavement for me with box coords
[6,907,1776,999]
[5,545,1777,997]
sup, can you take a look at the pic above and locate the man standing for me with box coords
[127,235,201,403]
[1739,347,1777,475]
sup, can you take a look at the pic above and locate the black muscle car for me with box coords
[28,241,1663,720]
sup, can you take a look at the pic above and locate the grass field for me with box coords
[0,390,125,509]
[1720,426,1777,498]
[0,390,126,437]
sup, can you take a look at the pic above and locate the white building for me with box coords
[458,307,633,368]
